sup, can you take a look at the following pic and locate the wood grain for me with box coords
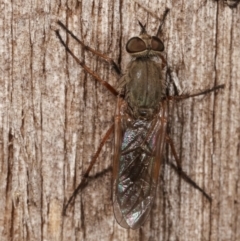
[0,0,239,240]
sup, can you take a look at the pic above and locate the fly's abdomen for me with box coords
[113,98,168,229]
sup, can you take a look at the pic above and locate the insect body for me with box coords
[113,25,167,229]
[56,12,224,230]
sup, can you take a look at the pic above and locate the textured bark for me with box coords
[1,0,239,241]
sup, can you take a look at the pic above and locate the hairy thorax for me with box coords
[122,58,163,120]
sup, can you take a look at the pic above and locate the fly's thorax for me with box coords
[123,58,163,120]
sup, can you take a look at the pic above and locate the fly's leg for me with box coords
[171,84,225,101]
[165,66,224,101]
[165,135,212,201]
[56,22,118,214]
[63,123,114,215]
[57,21,121,75]
[55,27,119,96]
[163,82,224,200]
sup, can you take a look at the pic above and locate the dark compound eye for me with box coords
[126,37,146,53]
[151,36,164,52]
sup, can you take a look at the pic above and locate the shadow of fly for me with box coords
[55,9,224,229]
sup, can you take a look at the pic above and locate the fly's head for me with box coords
[126,21,164,58]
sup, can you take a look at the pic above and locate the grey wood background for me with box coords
[1,0,239,240]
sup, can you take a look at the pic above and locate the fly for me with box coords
[55,9,224,229]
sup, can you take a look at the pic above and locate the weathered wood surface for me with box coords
[1,0,239,240]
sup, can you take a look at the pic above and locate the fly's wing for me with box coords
[113,98,168,229]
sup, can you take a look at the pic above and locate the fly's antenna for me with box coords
[138,21,147,34]
[156,8,170,37]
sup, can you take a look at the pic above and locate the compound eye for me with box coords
[126,37,146,53]
[151,36,164,52]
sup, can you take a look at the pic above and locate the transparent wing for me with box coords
[113,98,168,229]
